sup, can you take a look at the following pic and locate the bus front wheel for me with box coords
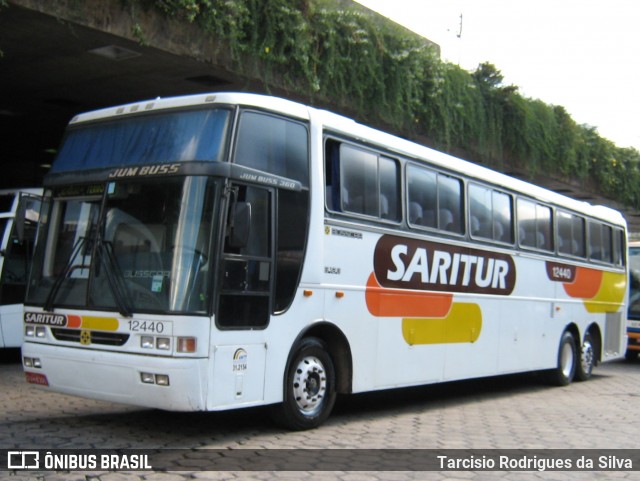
[548,330,577,386]
[271,337,337,430]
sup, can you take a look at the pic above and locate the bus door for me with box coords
[210,182,273,407]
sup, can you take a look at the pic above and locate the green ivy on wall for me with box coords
[143,0,640,209]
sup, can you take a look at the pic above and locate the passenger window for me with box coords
[613,228,625,266]
[469,184,513,243]
[406,164,463,234]
[407,165,437,228]
[340,145,378,216]
[325,140,400,221]
[589,221,613,263]
[438,175,464,234]
[517,198,552,251]
[557,211,586,258]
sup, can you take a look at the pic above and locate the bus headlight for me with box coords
[156,337,171,350]
[25,325,35,337]
[140,372,170,386]
[23,356,42,368]
[139,334,195,353]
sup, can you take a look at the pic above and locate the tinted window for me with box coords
[613,229,625,266]
[326,140,400,222]
[469,184,513,243]
[235,111,309,186]
[407,164,463,234]
[589,221,614,263]
[517,198,553,251]
[557,211,586,258]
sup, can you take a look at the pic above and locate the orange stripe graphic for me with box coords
[562,267,602,299]
[365,273,453,318]
[66,315,82,328]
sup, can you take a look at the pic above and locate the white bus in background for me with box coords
[626,241,640,359]
[0,188,42,348]
[21,93,627,429]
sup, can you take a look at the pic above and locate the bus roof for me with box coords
[67,92,625,227]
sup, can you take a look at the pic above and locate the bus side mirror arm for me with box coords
[229,202,251,249]
[14,199,26,243]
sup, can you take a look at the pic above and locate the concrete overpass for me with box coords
[2,0,639,231]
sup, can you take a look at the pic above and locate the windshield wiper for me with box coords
[96,239,133,318]
[44,236,88,312]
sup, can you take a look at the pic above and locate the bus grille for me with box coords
[604,312,623,355]
[51,328,129,346]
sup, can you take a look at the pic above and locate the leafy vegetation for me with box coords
[140,0,640,208]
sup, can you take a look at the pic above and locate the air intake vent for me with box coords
[51,328,129,346]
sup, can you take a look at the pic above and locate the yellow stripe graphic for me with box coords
[402,303,482,345]
[584,271,627,313]
[80,316,119,331]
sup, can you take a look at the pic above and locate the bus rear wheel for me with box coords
[575,332,595,381]
[271,337,337,430]
[548,330,576,386]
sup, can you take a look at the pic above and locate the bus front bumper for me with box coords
[22,341,208,411]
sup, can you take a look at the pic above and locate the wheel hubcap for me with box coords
[561,341,574,378]
[581,340,594,373]
[292,356,327,416]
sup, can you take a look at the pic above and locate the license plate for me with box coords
[25,372,49,386]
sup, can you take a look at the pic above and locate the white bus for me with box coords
[0,188,42,348]
[626,241,640,359]
[22,93,627,429]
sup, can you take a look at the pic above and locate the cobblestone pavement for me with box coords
[1,348,639,481]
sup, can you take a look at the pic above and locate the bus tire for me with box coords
[575,331,595,381]
[548,330,577,386]
[270,337,337,430]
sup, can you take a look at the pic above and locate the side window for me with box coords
[536,204,553,251]
[437,175,464,234]
[517,198,553,251]
[379,157,400,221]
[341,145,378,216]
[234,111,309,187]
[407,165,437,228]
[406,164,463,234]
[589,221,614,263]
[325,139,400,221]
[469,184,513,243]
[613,228,625,266]
[557,211,586,258]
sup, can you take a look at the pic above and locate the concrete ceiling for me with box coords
[2,3,640,232]
[0,4,244,187]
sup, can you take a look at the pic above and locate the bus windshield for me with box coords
[27,177,217,315]
[52,108,231,173]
